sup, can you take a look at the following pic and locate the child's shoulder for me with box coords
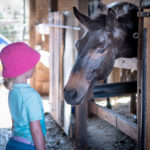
[21,87,41,106]
[12,84,40,98]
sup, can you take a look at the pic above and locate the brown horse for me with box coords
[64,2,138,105]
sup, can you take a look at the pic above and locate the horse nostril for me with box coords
[69,90,77,99]
[64,88,77,101]
[64,88,66,92]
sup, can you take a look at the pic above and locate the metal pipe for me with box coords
[36,23,80,34]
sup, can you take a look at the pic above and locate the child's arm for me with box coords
[30,120,45,150]
[12,120,14,131]
[11,119,14,132]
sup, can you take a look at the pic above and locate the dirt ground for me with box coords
[0,85,137,150]
[87,114,137,150]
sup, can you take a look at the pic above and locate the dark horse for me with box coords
[64,2,138,105]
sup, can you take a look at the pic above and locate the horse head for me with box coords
[64,2,138,105]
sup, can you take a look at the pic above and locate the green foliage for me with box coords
[0,6,24,42]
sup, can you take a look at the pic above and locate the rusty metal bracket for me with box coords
[138,11,150,18]
[138,1,150,18]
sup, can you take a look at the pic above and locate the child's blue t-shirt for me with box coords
[8,84,46,143]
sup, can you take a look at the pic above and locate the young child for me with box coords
[0,42,46,150]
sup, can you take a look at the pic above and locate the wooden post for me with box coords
[130,94,137,114]
[49,12,64,126]
[49,0,58,12]
[29,0,36,88]
[29,0,36,48]
[137,1,143,149]
[75,100,88,148]
[75,0,88,148]
[144,9,150,150]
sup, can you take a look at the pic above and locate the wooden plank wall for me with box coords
[49,12,64,126]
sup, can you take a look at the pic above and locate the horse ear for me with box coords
[106,8,117,29]
[107,8,117,18]
[73,7,93,29]
[99,2,108,15]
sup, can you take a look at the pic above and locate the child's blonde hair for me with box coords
[3,78,14,90]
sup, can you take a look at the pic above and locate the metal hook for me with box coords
[133,32,139,39]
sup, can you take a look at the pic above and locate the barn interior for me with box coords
[0,0,150,150]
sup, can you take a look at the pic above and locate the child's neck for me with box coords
[14,75,27,84]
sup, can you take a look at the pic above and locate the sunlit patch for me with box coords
[116,96,131,104]
[95,99,107,107]
[95,96,131,107]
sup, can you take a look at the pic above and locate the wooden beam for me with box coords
[102,0,139,6]
[89,101,138,141]
[114,58,137,70]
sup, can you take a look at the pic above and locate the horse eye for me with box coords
[90,68,97,73]
[95,47,105,53]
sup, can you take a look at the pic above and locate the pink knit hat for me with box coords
[0,42,40,78]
